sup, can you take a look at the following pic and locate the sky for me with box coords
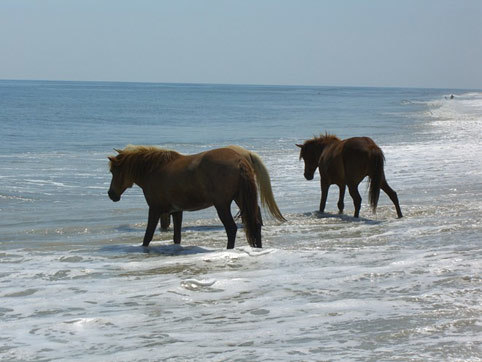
[1,0,481,89]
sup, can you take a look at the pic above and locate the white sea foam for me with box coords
[423,92,482,122]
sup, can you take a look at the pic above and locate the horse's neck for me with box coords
[128,150,181,185]
[316,139,328,155]
[320,138,339,150]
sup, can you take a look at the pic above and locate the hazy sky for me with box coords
[1,0,481,88]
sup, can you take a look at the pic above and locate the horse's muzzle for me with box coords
[304,172,314,181]
[108,190,120,202]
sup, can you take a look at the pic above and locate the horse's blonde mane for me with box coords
[109,145,181,180]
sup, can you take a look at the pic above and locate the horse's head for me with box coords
[107,151,134,202]
[296,141,323,180]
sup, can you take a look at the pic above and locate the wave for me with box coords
[0,194,34,202]
[411,92,482,122]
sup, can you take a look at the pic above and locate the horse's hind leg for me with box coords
[160,213,171,231]
[337,184,346,214]
[235,199,262,248]
[215,204,237,249]
[347,183,362,218]
[251,207,262,248]
[172,211,183,244]
[381,180,403,218]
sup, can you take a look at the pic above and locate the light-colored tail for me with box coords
[249,153,286,222]
[227,145,286,222]
[238,160,262,248]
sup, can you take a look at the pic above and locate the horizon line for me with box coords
[0,77,477,92]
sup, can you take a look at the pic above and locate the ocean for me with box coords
[1,80,481,361]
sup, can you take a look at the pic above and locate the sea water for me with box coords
[0,80,480,361]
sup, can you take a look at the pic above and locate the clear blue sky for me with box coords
[1,0,481,89]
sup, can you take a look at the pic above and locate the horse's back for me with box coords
[341,137,381,182]
[342,137,381,158]
[199,147,246,167]
[343,136,377,150]
[173,148,243,171]
[196,148,248,182]
[225,145,250,158]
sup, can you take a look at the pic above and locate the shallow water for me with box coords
[1,81,481,360]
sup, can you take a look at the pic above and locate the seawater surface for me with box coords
[1,81,481,361]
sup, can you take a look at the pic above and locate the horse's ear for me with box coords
[113,148,121,153]
[296,144,303,148]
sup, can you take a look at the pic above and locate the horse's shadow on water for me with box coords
[106,213,381,256]
[115,224,228,234]
[182,224,227,232]
[303,211,382,225]
[108,223,242,256]
[114,224,139,233]
[100,243,213,256]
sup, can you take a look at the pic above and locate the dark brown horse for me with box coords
[108,145,284,249]
[297,134,403,218]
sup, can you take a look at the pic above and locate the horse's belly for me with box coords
[186,205,211,212]
[171,200,212,212]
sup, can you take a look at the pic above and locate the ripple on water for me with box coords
[4,288,38,298]
[180,278,217,291]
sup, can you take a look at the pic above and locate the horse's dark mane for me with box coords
[299,133,341,159]
[303,133,340,145]
[109,145,181,179]
[314,133,341,143]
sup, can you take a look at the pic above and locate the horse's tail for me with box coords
[368,145,385,213]
[227,145,285,222]
[248,152,286,222]
[238,160,262,248]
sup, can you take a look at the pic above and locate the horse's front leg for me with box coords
[319,182,330,213]
[143,207,161,246]
[172,211,183,244]
[337,184,346,214]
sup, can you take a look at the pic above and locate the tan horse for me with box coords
[158,145,285,230]
[297,134,402,218]
[108,145,284,249]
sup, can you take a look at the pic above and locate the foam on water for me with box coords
[1,83,481,360]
